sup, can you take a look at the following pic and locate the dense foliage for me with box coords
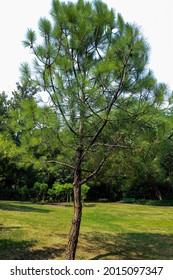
[1,87,173,202]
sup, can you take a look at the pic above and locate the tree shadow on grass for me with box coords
[0,238,66,260]
[81,232,173,260]
[0,225,21,231]
[0,239,37,260]
[0,202,51,213]
[24,245,66,260]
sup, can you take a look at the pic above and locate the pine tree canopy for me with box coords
[21,0,169,137]
[20,0,172,179]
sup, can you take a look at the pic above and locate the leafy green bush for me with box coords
[20,186,29,201]
[81,184,90,203]
[33,182,48,201]
[48,183,72,203]
[47,183,89,203]
[51,183,64,203]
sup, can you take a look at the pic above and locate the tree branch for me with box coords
[46,160,75,170]
[80,149,112,185]
[88,61,127,149]
[46,67,78,136]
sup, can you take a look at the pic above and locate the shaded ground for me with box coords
[0,201,173,260]
[0,238,65,260]
[81,232,173,260]
[0,202,51,213]
[1,231,173,260]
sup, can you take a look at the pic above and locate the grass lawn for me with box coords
[0,200,173,260]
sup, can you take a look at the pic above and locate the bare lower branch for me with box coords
[46,160,75,170]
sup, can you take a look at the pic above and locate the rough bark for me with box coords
[66,147,83,260]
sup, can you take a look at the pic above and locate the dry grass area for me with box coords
[0,201,173,260]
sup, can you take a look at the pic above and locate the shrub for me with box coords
[81,184,90,203]
[33,182,48,201]
[20,186,29,201]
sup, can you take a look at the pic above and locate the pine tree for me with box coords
[21,0,168,259]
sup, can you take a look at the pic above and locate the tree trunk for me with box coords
[153,185,163,201]
[66,147,83,260]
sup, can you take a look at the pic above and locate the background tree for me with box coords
[21,0,170,259]
[0,85,62,199]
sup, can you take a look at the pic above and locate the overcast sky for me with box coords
[0,0,172,95]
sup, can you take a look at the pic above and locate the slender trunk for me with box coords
[153,185,162,201]
[66,147,83,260]
[149,176,163,201]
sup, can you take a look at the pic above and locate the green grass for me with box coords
[0,201,173,260]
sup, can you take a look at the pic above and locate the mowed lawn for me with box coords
[0,201,173,260]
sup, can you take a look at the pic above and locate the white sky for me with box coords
[0,0,173,95]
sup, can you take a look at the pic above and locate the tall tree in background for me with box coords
[22,0,169,259]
